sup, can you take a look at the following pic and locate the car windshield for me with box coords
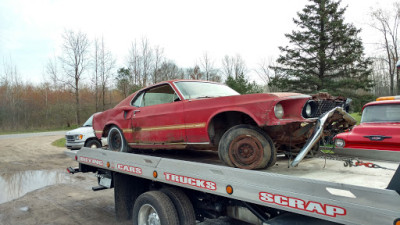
[82,115,94,127]
[174,81,239,99]
[361,104,400,123]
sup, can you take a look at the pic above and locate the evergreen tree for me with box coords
[225,73,262,94]
[116,67,132,98]
[270,0,373,95]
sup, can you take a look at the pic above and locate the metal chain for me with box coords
[314,148,395,171]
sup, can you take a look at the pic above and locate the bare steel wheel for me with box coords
[132,191,179,225]
[218,124,276,170]
[229,134,264,167]
[107,126,128,152]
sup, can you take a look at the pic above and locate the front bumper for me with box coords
[291,107,357,167]
[66,141,84,150]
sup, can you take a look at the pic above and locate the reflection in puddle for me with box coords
[0,170,71,204]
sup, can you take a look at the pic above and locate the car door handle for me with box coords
[133,110,140,116]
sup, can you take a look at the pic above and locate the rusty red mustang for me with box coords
[93,80,352,169]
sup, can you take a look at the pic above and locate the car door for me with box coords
[131,84,185,147]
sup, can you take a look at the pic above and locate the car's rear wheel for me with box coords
[107,126,128,152]
[84,139,101,149]
[218,124,276,170]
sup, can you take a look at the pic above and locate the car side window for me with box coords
[132,92,144,107]
[141,85,178,107]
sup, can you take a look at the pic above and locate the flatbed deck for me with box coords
[68,148,400,225]
[117,149,398,190]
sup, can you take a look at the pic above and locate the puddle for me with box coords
[0,170,71,204]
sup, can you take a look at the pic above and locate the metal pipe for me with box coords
[291,107,356,167]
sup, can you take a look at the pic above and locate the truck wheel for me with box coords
[161,187,196,225]
[218,124,276,170]
[84,139,101,149]
[108,126,128,152]
[132,191,179,225]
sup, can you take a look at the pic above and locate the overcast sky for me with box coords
[0,0,394,84]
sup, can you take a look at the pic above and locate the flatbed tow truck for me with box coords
[65,109,400,225]
[65,147,400,225]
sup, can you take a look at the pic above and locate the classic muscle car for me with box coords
[93,80,352,169]
[334,96,400,152]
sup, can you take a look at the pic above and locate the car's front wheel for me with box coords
[218,124,276,170]
[107,126,128,152]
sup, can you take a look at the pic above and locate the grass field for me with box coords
[52,138,66,147]
[349,112,362,124]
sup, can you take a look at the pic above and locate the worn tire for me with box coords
[132,191,179,225]
[107,126,128,152]
[218,124,276,170]
[161,187,196,225]
[84,139,101,149]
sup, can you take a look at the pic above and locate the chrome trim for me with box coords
[291,107,357,167]
[128,142,210,146]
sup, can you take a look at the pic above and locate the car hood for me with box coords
[350,122,400,135]
[66,126,94,135]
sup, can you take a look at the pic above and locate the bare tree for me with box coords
[141,37,153,86]
[152,45,164,83]
[233,54,247,79]
[200,52,213,81]
[255,58,272,85]
[221,55,234,79]
[59,30,90,124]
[221,55,247,80]
[127,40,141,87]
[92,38,100,111]
[99,37,115,110]
[370,3,400,95]
[1,57,23,129]
[371,56,392,96]
[189,65,203,80]
[46,54,61,89]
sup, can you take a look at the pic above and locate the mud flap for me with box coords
[387,164,400,194]
[114,172,149,221]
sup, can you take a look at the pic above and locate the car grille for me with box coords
[66,135,75,141]
[314,100,345,117]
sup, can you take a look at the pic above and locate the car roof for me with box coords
[363,99,400,110]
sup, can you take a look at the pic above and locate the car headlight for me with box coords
[305,104,312,117]
[274,103,284,119]
[75,134,83,140]
[302,100,317,118]
[335,138,345,147]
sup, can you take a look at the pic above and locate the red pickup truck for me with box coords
[93,80,352,169]
[334,96,400,152]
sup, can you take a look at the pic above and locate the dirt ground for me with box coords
[0,134,120,225]
[0,133,242,225]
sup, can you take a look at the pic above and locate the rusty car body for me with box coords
[93,80,353,169]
